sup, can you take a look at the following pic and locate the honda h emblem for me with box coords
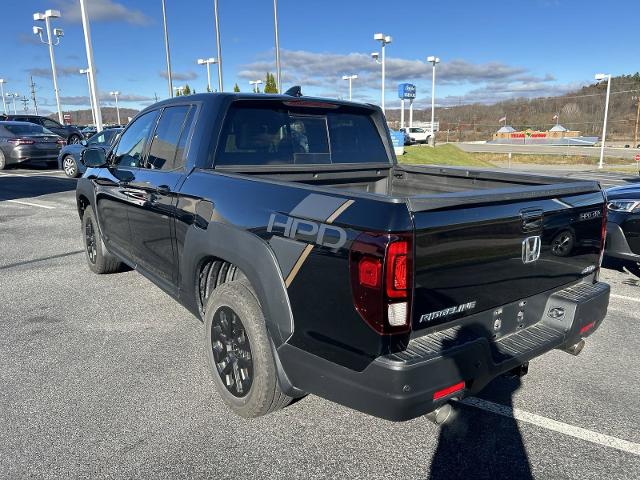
[522,236,541,264]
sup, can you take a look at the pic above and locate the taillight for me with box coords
[350,232,412,335]
[8,138,35,146]
[596,203,607,281]
[56,139,66,146]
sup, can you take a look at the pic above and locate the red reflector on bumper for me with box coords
[580,321,595,334]
[433,381,465,400]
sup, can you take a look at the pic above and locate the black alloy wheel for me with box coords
[210,306,253,397]
[85,217,97,264]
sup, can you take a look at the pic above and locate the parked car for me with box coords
[0,114,83,144]
[81,126,97,139]
[58,128,122,178]
[400,126,431,143]
[604,184,640,276]
[0,121,65,169]
[76,92,609,422]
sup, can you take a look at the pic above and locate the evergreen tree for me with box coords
[264,72,278,93]
[183,84,192,95]
[233,83,240,93]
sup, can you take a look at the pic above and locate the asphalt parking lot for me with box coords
[1,167,639,479]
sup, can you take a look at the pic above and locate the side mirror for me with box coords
[82,147,107,168]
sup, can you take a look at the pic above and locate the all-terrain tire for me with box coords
[204,281,292,418]
[81,208,122,274]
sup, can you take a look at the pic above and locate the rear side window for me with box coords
[4,124,47,135]
[146,105,193,170]
[112,110,160,168]
[215,103,389,166]
[42,119,61,129]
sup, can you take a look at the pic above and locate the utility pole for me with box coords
[20,96,29,112]
[79,0,103,131]
[29,76,38,115]
[213,0,224,92]
[633,96,640,147]
[161,0,173,98]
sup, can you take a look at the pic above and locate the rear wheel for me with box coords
[0,150,6,170]
[62,155,79,178]
[204,281,292,418]
[68,134,82,145]
[81,208,122,274]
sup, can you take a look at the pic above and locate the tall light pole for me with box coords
[197,57,217,92]
[79,0,103,131]
[7,93,18,115]
[273,0,281,93]
[372,33,392,115]
[427,56,440,147]
[213,0,224,92]
[79,69,96,126]
[0,79,7,115]
[342,74,357,101]
[249,80,262,93]
[161,0,173,98]
[110,91,121,125]
[33,9,64,123]
[595,73,611,170]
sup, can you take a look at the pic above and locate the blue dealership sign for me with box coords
[398,83,416,100]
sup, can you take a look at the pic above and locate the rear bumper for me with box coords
[605,223,640,262]
[279,281,609,421]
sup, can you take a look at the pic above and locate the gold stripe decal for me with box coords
[284,199,354,287]
[325,199,355,224]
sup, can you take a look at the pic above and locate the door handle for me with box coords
[156,185,171,195]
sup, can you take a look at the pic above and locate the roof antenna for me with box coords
[284,86,302,97]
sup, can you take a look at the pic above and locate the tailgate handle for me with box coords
[520,208,544,232]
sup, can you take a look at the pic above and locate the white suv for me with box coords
[400,127,430,144]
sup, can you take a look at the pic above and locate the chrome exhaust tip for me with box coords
[564,339,585,356]
[425,403,453,425]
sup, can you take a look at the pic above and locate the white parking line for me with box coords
[461,397,640,457]
[5,199,56,209]
[610,293,640,303]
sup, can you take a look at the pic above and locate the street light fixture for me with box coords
[342,74,358,101]
[7,93,19,115]
[273,0,281,93]
[249,80,262,93]
[110,91,121,125]
[79,69,96,126]
[161,0,173,98]
[372,33,392,115]
[427,56,440,147]
[33,9,64,123]
[197,57,217,92]
[595,73,611,169]
[0,79,7,115]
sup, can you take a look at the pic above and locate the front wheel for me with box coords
[62,155,80,178]
[204,281,293,418]
[68,134,82,145]
[81,208,122,274]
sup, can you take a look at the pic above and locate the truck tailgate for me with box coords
[411,186,605,330]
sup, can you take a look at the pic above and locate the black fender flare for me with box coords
[180,221,294,348]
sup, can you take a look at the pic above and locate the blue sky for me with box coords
[1,0,637,115]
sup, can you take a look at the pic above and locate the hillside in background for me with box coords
[52,107,139,126]
[387,73,640,142]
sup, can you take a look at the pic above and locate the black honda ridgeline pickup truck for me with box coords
[76,92,610,422]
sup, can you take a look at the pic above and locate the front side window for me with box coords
[42,119,62,129]
[111,110,159,168]
[215,103,389,166]
[146,106,192,170]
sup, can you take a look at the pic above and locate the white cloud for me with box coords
[159,71,198,81]
[55,0,151,25]
[238,49,568,105]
